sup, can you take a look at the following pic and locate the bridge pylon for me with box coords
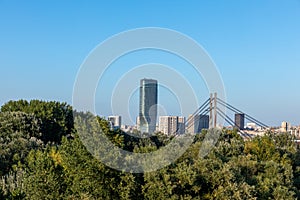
[209,93,217,129]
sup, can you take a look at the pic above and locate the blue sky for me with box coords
[0,0,300,126]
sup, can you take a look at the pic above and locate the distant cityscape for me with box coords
[105,78,300,139]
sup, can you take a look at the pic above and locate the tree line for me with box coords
[0,100,299,199]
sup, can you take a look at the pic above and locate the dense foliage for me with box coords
[0,100,300,199]
[1,100,74,143]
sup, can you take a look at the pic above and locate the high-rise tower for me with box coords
[187,114,209,134]
[139,78,158,134]
[158,116,185,135]
[235,113,245,130]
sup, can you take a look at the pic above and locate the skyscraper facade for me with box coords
[139,78,158,134]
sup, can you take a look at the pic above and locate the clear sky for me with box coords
[0,0,300,126]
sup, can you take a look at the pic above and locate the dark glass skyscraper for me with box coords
[235,113,245,130]
[139,78,158,134]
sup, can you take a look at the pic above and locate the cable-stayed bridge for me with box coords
[184,93,269,139]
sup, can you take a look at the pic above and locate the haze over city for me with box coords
[1,0,300,126]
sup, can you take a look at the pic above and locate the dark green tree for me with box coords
[0,111,42,176]
[1,100,74,143]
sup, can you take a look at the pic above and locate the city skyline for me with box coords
[0,1,300,126]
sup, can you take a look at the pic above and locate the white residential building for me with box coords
[159,116,185,135]
[108,116,122,130]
